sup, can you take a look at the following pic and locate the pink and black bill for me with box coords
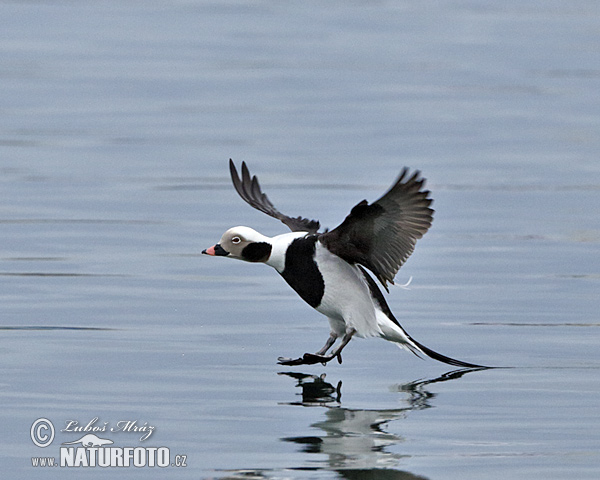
[202,244,229,256]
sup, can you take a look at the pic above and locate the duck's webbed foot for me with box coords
[277,328,355,367]
[277,352,340,366]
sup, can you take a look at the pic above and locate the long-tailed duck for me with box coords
[203,160,483,368]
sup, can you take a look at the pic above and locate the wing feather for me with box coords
[320,167,433,291]
[229,159,320,234]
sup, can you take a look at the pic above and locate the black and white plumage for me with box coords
[203,160,483,368]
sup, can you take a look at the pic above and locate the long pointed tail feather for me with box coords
[358,265,489,369]
[404,333,488,368]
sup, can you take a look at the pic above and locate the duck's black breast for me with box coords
[280,235,324,308]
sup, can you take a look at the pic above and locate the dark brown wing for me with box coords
[229,159,320,234]
[320,168,433,291]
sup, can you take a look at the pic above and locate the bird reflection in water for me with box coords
[279,368,485,475]
[279,371,343,406]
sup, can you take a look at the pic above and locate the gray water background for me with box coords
[1,1,599,478]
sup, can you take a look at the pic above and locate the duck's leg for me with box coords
[278,328,355,366]
[278,332,337,366]
[315,332,338,355]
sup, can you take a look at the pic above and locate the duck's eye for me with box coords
[231,236,241,244]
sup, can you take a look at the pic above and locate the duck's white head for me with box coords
[202,226,272,262]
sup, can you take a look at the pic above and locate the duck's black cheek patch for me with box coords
[280,236,324,308]
[242,242,272,262]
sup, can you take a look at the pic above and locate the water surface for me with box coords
[1,1,599,478]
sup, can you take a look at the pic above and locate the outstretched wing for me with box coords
[320,167,433,291]
[229,159,320,234]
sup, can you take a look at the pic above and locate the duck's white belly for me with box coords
[314,242,381,338]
